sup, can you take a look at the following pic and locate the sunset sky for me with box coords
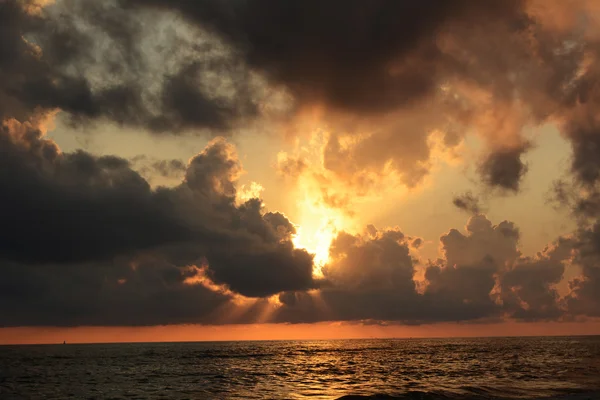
[2,0,600,344]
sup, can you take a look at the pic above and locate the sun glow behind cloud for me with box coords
[289,177,352,275]
[274,129,357,275]
[292,209,338,276]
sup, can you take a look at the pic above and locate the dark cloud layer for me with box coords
[0,124,187,264]
[502,238,572,321]
[122,0,599,193]
[565,223,600,318]
[126,0,522,114]
[0,259,232,327]
[3,0,600,328]
[0,0,534,190]
[0,0,260,133]
[0,115,315,325]
[0,131,591,328]
[479,145,530,192]
[452,192,482,215]
[273,216,578,325]
[4,0,600,193]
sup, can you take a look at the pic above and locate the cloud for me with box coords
[147,158,187,179]
[478,145,530,192]
[274,215,577,325]
[4,0,600,329]
[0,0,534,191]
[0,116,318,326]
[6,0,600,195]
[452,192,482,215]
[0,0,262,133]
[501,238,573,321]
[418,216,520,321]
[565,222,600,317]
[276,152,307,180]
[118,0,559,192]
[202,198,316,297]
[439,215,520,269]
[0,118,186,264]
[0,139,591,332]
[276,226,421,323]
[127,0,524,114]
[0,259,233,326]
[323,228,415,292]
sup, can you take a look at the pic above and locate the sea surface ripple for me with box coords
[1,336,599,399]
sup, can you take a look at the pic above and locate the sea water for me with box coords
[1,336,599,399]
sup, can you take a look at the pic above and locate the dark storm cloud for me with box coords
[564,222,600,318]
[275,227,423,324]
[419,216,520,321]
[568,123,600,187]
[0,259,233,327]
[151,159,187,178]
[0,122,189,264]
[421,217,575,323]
[548,179,600,221]
[2,0,540,191]
[545,59,600,307]
[0,119,316,326]
[478,145,529,192]
[452,192,482,215]
[125,0,524,114]
[0,131,585,329]
[501,238,572,321]
[274,216,572,325]
[202,199,316,297]
[323,229,416,293]
[122,0,540,190]
[4,0,600,328]
[6,0,600,194]
[558,59,600,188]
[205,242,316,298]
[546,114,600,320]
[4,0,596,193]
[0,0,259,133]
[543,58,600,317]
[150,60,259,133]
[547,66,600,233]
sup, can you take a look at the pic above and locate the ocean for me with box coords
[1,336,599,399]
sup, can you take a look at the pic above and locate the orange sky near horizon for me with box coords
[2,321,600,345]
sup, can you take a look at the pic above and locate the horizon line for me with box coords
[3,333,600,347]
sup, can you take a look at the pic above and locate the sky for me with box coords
[2,0,600,344]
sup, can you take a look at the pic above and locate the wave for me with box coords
[336,388,600,400]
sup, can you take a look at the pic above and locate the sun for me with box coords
[281,129,355,275]
[293,221,335,272]
[291,199,345,277]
